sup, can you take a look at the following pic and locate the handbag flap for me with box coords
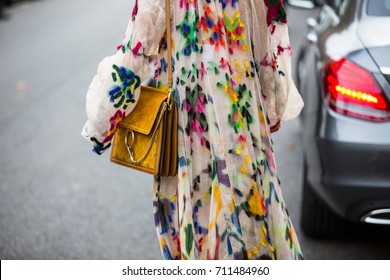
[120,86,168,135]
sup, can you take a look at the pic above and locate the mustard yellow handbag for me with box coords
[110,0,177,176]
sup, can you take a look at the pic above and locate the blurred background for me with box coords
[0,0,389,259]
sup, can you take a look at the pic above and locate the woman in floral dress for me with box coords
[82,0,304,260]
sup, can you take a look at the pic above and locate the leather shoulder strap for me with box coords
[165,0,173,89]
[165,0,173,88]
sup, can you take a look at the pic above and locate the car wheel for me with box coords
[301,165,349,238]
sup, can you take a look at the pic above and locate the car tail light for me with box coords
[323,58,390,121]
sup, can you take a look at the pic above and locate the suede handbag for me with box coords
[110,0,177,176]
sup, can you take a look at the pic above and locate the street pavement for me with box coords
[0,0,389,260]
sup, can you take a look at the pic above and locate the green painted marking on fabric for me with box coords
[185,224,194,255]
[112,65,124,81]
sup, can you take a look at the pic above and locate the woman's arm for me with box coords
[253,0,304,131]
[81,0,166,154]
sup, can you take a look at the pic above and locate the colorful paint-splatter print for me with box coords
[82,0,304,260]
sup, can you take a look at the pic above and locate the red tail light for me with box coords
[323,58,390,121]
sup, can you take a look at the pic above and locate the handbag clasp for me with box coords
[125,130,137,163]
[167,86,174,111]
[124,102,168,165]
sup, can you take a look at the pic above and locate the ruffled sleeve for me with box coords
[81,0,166,154]
[253,0,304,130]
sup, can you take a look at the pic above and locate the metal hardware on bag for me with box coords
[125,130,135,147]
[167,86,174,111]
[125,130,137,163]
[144,46,159,58]
[124,102,168,164]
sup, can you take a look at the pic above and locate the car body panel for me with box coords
[357,18,390,49]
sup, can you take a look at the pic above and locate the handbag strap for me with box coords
[165,0,174,104]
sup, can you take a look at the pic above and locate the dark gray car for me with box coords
[289,0,390,237]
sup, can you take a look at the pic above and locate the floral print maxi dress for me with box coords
[82,0,304,260]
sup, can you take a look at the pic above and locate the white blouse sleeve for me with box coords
[269,21,304,123]
[253,1,304,129]
[81,0,166,154]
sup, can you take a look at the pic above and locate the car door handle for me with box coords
[306,17,318,29]
[307,31,318,44]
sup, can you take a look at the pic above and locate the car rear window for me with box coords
[367,0,390,16]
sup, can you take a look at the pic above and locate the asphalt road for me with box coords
[0,0,389,260]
